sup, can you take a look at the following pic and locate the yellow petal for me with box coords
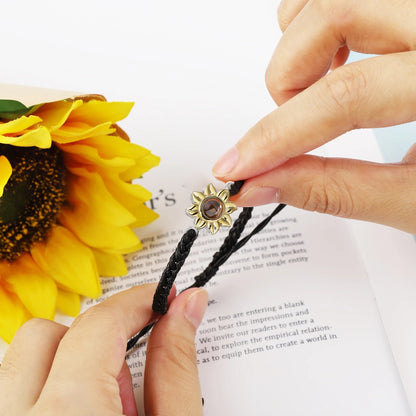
[59,205,142,253]
[204,184,217,196]
[225,201,238,214]
[119,153,161,181]
[33,99,82,132]
[92,248,128,277]
[79,135,160,180]
[67,165,153,205]
[52,122,116,144]
[0,285,31,343]
[59,142,135,172]
[4,253,57,319]
[56,288,80,317]
[64,165,158,229]
[66,165,158,228]
[186,204,199,216]
[66,172,137,227]
[192,191,205,203]
[218,189,230,202]
[105,177,153,206]
[0,155,12,197]
[218,214,232,227]
[68,100,134,125]
[0,115,42,135]
[82,134,151,160]
[128,203,159,228]
[0,126,51,148]
[195,218,207,229]
[208,221,220,234]
[31,226,101,298]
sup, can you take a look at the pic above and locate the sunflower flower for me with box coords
[0,95,159,343]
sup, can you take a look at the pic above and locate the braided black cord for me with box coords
[228,180,245,196]
[187,204,286,289]
[127,322,155,351]
[126,208,252,350]
[126,229,198,350]
[231,203,287,251]
[189,207,253,288]
[126,186,247,351]
[152,228,198,314]
[126,180,287,352]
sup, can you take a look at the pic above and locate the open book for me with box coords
[89,127,416,415]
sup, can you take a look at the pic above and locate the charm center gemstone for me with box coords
[201,197,223,220]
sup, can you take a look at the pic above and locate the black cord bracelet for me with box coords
[126,181,286,351]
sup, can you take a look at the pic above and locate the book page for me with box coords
[321,128,416,414]
[114,145,409,414]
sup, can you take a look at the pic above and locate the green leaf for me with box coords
[0,99,37,120]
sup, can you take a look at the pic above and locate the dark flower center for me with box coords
[0,144,67,261]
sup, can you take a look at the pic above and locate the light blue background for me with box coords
[348,52,416,162]
[372,123,416,241]
[374,123,416,163]
[349,52,416,241]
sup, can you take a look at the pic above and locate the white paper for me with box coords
[101,133,406,414]
[322,128,416,412]
[0,83,80,106]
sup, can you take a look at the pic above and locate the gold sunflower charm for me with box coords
[186,183,237,234]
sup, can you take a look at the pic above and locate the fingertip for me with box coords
[212,146,239,178]
[164,288,208,331]
[183,289,209,330]
[278,0,309,32]
[144,288,206,416]
[236,186,280,207]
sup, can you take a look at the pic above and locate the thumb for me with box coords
[144,288,208,416]
[233,154,416,234]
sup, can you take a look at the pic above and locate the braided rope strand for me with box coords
[126,179,287,352]
[152,228,198,314]
[190,207,253,288]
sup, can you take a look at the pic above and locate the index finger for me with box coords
[267,0,415,105]
[213,52,416,182]
[45,283,165,380]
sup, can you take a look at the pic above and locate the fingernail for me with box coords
[239,186,279,206]
[212,146,239,176]
[184,289,209,330]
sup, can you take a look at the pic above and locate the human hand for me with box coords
[213,0,416,233]
[0,283,208,416]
